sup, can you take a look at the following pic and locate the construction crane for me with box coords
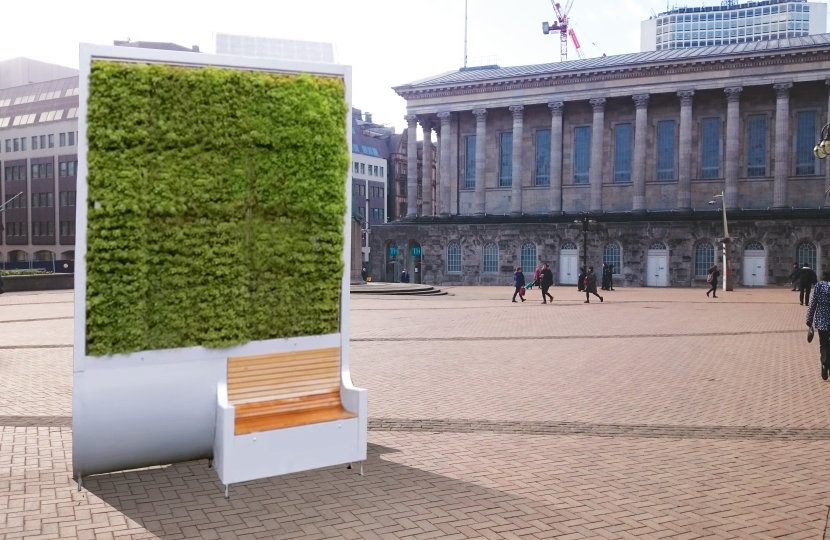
[542,0,585,62]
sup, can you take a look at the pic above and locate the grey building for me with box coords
[641,0,827,52]
[0,59,79,266]
[371,35,830,287]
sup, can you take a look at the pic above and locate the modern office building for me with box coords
[642,0,826,51]
[369,34,830,287]
[0,58,79,265]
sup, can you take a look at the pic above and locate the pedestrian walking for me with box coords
[577,267,587,292]
[361,267,368,281]
[608,264,615,291]
[806,270,830,380]
[789,262,801,291]
[799,263,818,306]
[540,263,554,304]
[706,265,720,298]
[583,266,603,303]
[601,263,610,291]
[512,267,526,303]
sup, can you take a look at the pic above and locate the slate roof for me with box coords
[397,33,830,90]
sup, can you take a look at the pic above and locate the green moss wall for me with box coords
[85,61,349,357]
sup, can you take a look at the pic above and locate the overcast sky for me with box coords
[2,0,825,134]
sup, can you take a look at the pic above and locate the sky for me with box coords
[0,0,823,134]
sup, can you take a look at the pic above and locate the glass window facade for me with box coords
[797,241,817,270]
[573,126,591,184]
[535,130,551,186]
[499,133,513,187]
[700,118,721,179]
[695,243,715,277]
[613,123,632,182]
[483,243,499,273]
[603,244,621,275]
[464,135,476,189]
[795,111,817,176]
[656,120,676,181]
[747,114,768,177]
[654,2,811,50]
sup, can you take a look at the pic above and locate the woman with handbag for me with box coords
[705,265,720,298]
[806,270,830,380]
[512,267,526,303]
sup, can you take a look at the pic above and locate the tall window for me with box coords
[562,241,578,251]
[464,135,476,189]
[795,111,817,175]
[745,242,764,252]
[700,118,721,178]
[747,114,767,177]
[520,243,537,272]
[573,126,591,184]
[613,124,632,182]
[499,133,512,187]
[447,243,462,273]
[483,243,499,273]
[535,130,551,186]
[656,120,676,180]
[797,241,817,270]
[694,243,715,276]
[603,244,621,275]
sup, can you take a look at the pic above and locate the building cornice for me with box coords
[395,49,830,101]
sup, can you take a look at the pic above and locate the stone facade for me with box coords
[369,213,828,287]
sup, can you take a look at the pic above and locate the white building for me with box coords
[641,0,826,52]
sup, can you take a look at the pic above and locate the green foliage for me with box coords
[1,269,50,276]
[85,61,348,357]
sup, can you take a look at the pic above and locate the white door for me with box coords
[646,253,668,287]
[559,251,578,285]
[743,252,766,286]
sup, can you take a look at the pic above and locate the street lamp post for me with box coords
[709,191,733,291]
[573,212,599,272]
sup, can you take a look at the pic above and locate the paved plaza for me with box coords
[2,286,830,539]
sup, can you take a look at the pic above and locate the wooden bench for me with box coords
[227,347,355,436]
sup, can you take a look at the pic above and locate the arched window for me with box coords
[520,243,537,272]
[694,243,715,276]
[745,242,764,252]
[561,241,578,251]
[447,243,462,273]
[797,241,817,270]
[8,250,28,262]
[649,241,667,251]
[60,251,75,261]
[33,250,54,261]
[483,243,499,273]
[603,244,621,275]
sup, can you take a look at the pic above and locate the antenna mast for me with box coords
[464,0,468,68]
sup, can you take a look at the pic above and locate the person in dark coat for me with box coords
[512,267,526,303]
[601,263,610,291]
[799,263,818,306]
[706,265,720,298]
[608,264,615,291]
[361,268,368,281]
[577,267,587,292]
[540,263,554,304]
[806,270,830,380]
[789,262,801,291]
[584,266,603,303]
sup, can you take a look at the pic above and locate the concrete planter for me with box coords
[3,273,74,292]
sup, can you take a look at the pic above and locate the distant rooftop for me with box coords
[658,0,807,16]
[0,58,78,91]
[113,40,200,52]
[214,33,336,63]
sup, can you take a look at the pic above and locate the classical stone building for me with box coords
[370,35,830,287]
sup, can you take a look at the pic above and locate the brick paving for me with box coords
[2,286,830,539]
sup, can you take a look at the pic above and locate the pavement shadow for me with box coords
[83,442,550,539]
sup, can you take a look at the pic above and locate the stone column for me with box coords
[508,105,524,215]
[826,80,830,208]
[724,87,743,210]
[677,90,694,211]
[437,112,452,216]
[773,82,793,209]
[472,109,488,215]
[548,101,564,213]
[419,118,433,216]
[589,98,606,213]
[632,94,650,213]
[405,114,418,218]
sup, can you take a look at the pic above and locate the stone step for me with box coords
[350,283,448,296]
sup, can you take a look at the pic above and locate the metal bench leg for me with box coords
[360,462,364,477]
[77,475,82,492]
[347,462,352,469]
[224,484,229,499]
[208,459,212,469]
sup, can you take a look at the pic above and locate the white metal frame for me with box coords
[72,43,365,486]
